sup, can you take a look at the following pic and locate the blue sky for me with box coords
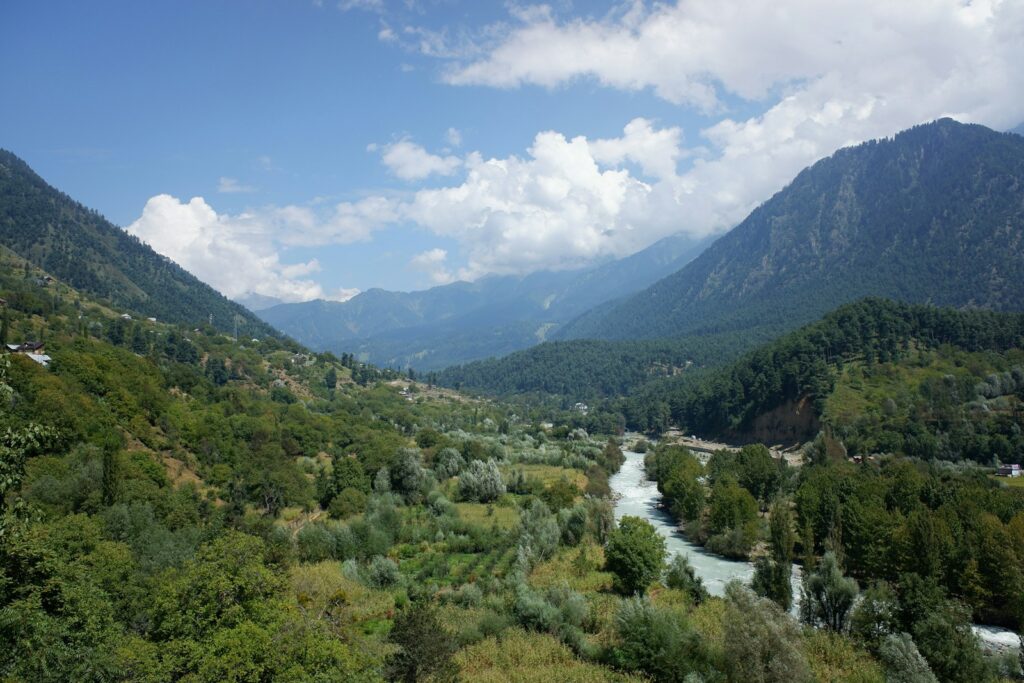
[2,0,1022,303]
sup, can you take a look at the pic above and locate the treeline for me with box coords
[437,328,772,398]
[658,298,1024,439]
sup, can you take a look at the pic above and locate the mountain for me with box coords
[557,119,1024,342]
[0,149,275,337]
[1010,122,1024,136]
[234,292,285,312]
[258,232,710,370]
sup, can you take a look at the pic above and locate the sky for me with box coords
[2,0,1023,304]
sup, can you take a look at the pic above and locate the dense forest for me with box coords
[643,439,1024,681]
[658,298,1024,461]
[0,150,274,337]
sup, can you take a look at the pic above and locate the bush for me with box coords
[610,596,711,682]
[365,555,401,588]
[664,554,709,604]
[605,516,665,595]
[723,582,813,683]
[457,459,505,503]
[877,633,938,683]
[558,504,588,547]
[435,448,464,478]
[328,487,366,519]
[297,524,335,562]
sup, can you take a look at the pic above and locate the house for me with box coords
[998,464,1022,478]
[121,313,133,321]
[26,353,51,368]
[147,317,157,323]
[5,341,45,354]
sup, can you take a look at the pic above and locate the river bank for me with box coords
[608,448,1019,654]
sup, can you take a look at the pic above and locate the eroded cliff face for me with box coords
[729,396,819,446]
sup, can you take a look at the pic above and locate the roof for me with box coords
[26,354,51,366]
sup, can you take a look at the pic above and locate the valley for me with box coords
[2,121,1024,683]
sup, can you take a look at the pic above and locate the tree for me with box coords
[324,367,337,393]
[540,475,578,511]
[610,596,712,682]
[384,602,458,682]
[753,500,795,610]
[605,516,666,595]
[800,551,858,632]
[457,459,505,503]
[664,553,709,604]
[723,582,813,683]
[877,633,938,683]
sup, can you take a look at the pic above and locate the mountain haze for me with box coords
[258,232,710,369]
[442,119,1024,401]
[558,119,1024,342]
[0,149,275,337]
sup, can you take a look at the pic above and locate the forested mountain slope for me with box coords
[559,119,1024,341]
[259,232,709,370]
[0,149,275,337]
[668,298,1024,453]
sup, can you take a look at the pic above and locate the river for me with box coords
[608,449,1019,652]
[610,449,772,597]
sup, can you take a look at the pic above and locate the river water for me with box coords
[608,449,1019,652]
[609,449,761,596]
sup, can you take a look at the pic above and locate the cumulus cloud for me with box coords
[380,139,462,180]
[217,176,256,193]
[378,0,1024,272]
[126,194,368,303]
[410,248,456,284]
[132,0,1024,296]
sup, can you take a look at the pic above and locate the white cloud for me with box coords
[126,195,367,303]
[410,248,455,284]
[440,1,1024,120]
[132,1,1024,296]
[327,287,361,302]
[217,176,256,194]
[338,0,383,12]
[380,139,462,180]
[377,0,1024,273]
[445,127,463,147]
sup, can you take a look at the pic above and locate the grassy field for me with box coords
[506,463,588,489]
[456,502,520,529]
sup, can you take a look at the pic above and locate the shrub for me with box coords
[799,552,858,632]
[605,516,665,595]
[610,596,711,682]
[457,459,505,503]
[664,554,709,604]
[365,555,401,588]
[435,448,464,478]
[297,523,335,562]
[328,487,366,519]
[723,582,813,683]
[877,633,938,683]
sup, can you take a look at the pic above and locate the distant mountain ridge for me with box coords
[0,149,275,337]
[440,119,1024,402]
[557,119,1024,342]
[258,232,710,370]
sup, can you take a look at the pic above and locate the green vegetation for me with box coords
[0,150,273,337]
